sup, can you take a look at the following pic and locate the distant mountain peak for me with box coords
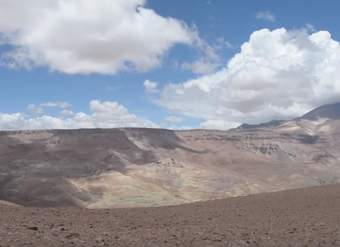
[237,102,340,130]
[302,102,340,120]
[237,120,286,130]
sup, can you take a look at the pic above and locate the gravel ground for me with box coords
[1,184,340,247]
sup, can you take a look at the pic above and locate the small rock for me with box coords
[25,226,38,231]
[65,233,80,239]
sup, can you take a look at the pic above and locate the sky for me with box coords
[1,0,340,130]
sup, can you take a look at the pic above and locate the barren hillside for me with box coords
[1,103,340,208]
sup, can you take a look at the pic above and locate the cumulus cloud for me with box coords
[256,11,276,22]
[0,0,193,74]
[60,109,75,117]
[158,28,340,129]
[0,100,157,130]
[144,80,159,93]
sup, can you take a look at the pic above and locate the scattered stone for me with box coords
[65,233,80,239]
[25,226,38,231]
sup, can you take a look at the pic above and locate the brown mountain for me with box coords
[1,103,340,208]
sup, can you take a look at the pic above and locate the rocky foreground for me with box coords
[1,184,340,247]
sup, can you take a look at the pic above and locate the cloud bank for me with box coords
[159,28,340,129]
[0,0,193,74]
[0,100,157,130]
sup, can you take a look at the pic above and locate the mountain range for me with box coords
[1,102,340,208]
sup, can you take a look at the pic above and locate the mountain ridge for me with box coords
[238,101,340,130]
[302,102,340,120]
[0,102,340,208]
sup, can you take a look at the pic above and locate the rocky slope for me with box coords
[1,184,340,247]
[1,103,340,208]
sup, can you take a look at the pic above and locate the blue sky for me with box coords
[1,0,340,130]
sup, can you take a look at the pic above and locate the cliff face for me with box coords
[1,103,340,208]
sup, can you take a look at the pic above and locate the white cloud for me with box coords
[0,100,157,130]
[181,37,229,75]
[306,23,316,32]
[200,120,238,130]
[27,101,71,115]
[158,28,340,129]
[40,101,71,109]
[256,11,276,22]
[0,113,26,130]
[144,80,159,93]
[182,59,220,75]
[0,0,194,74]
[164,115,183,124]
[60,109,74,117]
[27,104,44,114]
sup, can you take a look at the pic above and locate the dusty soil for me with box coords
[1,184,340,247]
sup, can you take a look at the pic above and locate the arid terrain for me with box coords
[1,103,340,208]
[1,1,340,246]
[1,103,340,246]
[1,184,340,246]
